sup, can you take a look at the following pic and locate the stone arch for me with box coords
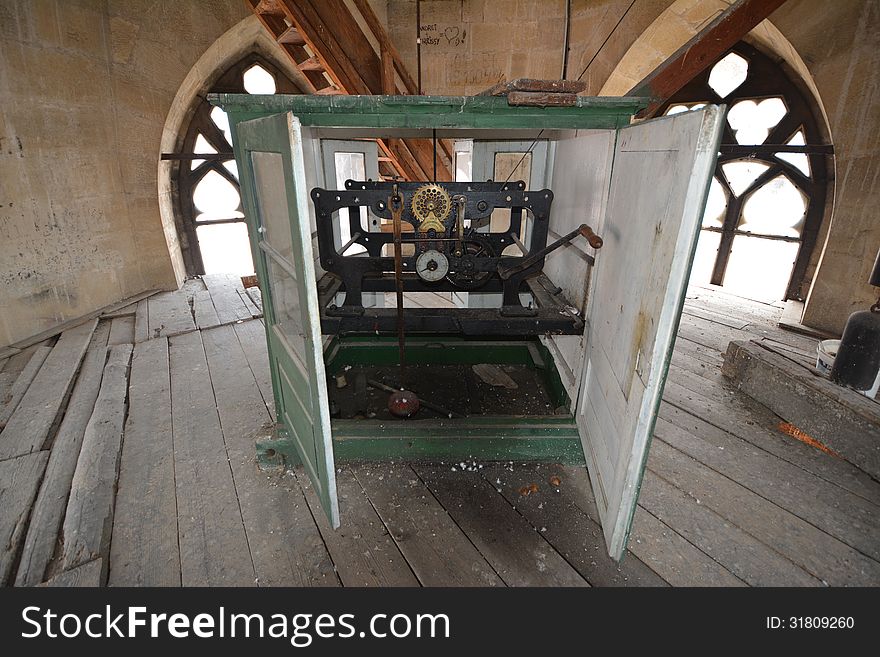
[599,0,829,130]
[157,15,307,285]
[599,0,835,301]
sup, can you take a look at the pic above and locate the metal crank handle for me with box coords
[578,224,604,249]
[498,223,603,280]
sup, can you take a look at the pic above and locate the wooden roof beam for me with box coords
[627,0,788,117]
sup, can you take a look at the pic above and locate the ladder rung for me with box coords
[277,26,305,45]
[297,56,325,72]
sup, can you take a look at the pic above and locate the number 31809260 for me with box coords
[767,617,854,629]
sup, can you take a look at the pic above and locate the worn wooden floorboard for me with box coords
[553,462,744,586]
[3,290,157,356]
[0,452,49,585]
[60,344,132,582]
[662,373,880,506]
[640,469,821,586]
[648,439,880,586]
[233,320,274,416]
[15,323,111,587]
[352,464,504,586]
[192,289,221,330]
[682,304,750,329]
[102,302,138,319]
[109,338,180,587]
[654,412,880,562]
[147,290,195,339]
[169,330,254,586]
[203,274,252,325]
[107,315,135,345]
[482,463,667,586]
[201,324,337,587]
[0,345,47,411]
[246,286,263,313]
[0,345,52,429]
[298,467,417,586]
[134,299,149,343]
[416,465,589,587]
[686,285,784,323]
[39,558,102,587]
[238,288,261,318]
[0,319,97,461]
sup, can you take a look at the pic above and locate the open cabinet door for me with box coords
[577,106,724,560]
[235,112,339,527]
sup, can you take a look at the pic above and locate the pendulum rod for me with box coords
[389,184,406,373]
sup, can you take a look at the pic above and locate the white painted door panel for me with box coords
[577,106,724,560]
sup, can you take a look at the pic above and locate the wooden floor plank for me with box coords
[0,319,97,460]
[648,439,880,586]
[546,462,743,586]
[0,452,49,585]
[353,464,503,586]
[298,467,417,586]
[193,289,221,330]
[0,346,43,411]
[629,504,747,587]
[670,348,725,384]
[246,286,263,313]
[15,323,111,586]
[109,338,180,587]
[39,558,102,587]
[134,299,149,343]
[102,302,138,319]
[60,344,132,582]
[201,324,337,587]
[232,320,274,415]
[147,290,195,339]
[655,410,880,561]
[682,304,750,329]
[107,316,135,345]
[0,345,52,429]
[640,469,821,586]
[203,274,252,325]
[416,465,589,587]
[169,330,255,586]
[238,288,262,318]
[677,313,742,352]
[3,290,157,354]
[662,373,880,506]
[482,463,667,586]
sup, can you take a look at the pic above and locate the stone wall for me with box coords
[387,0,880,334]
[0,0,248,347]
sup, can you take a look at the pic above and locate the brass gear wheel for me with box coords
[411,183,451,234]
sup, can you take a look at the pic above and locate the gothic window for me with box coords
[173,54,300,276]
[660,43,832,303]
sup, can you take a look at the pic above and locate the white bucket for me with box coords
[816,339,839,375]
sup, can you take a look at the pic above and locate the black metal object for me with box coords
[316,272,584,336]
[311,180,558,313]
[830,246,880,392]
[830,308,880,392]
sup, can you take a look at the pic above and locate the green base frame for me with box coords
[257,335,586,469]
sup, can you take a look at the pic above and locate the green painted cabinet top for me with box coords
[209,93,648,130]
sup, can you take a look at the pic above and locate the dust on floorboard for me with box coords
[1,281,878,587]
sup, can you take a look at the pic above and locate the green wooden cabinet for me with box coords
[214,93,723,560]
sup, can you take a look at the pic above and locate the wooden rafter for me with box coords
[627,0,788,117]
[247,0,452,181]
